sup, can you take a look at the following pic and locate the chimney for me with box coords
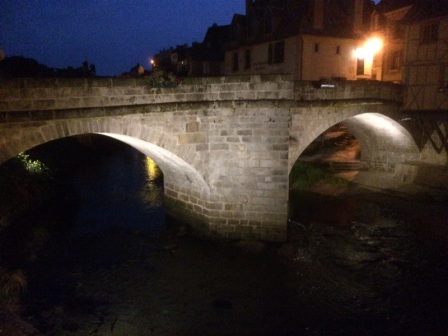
[313,0,324,30]
[353,0,364,35]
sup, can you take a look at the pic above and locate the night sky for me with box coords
[0,0,245,76]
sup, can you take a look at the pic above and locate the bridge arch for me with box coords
[289,105,420,188]
[0,116,213,234]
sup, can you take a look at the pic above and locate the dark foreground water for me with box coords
[4,135,448,335]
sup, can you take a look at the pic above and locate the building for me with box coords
[153,24,230,77]
[361,0,448,108]
[189,24,231,76]
[225,0,374,81]
[362,0,415,81]
[401,0,448,111]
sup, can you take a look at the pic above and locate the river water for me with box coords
[4,135,448,335]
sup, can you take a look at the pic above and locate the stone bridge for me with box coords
[0,75,440,241]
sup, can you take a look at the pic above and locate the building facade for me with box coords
[224,0,373,81]
[401,1,448,111]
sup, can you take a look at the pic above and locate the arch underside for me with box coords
[98,133,210,194]
[0,118,210,195]
[290,111,421,188]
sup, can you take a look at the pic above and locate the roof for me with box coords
[375,0,417,13]
[401,0,448,22]
[229,0,372,50]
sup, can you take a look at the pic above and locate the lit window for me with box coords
[356,58,365,75]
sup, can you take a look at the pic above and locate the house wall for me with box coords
[224,36,300,78]
[370,6,412,83]
[301,35,358,81]
[225,34,358,81]
[403,16,448,110]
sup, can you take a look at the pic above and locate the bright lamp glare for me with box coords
[354,37,383,59]
[354,47,366,59]
[366,37,383,54]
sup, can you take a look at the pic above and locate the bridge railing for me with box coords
[0,75,403,114]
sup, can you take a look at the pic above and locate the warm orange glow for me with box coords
[354,37,383,60]
[366,37,383,55]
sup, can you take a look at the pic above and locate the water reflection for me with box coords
[139,157,163,207]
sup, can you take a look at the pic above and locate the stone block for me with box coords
[178,133,206,144]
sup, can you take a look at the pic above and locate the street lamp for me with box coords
[354,37,383,79]
[354,37,383,60]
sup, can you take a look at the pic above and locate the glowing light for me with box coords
[354,37,383,59]
[366,37,383,55]
[354,47,366,59]
[145,157,160,181]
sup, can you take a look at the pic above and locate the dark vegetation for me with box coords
[0,56,96,78]
[0,153,52,313]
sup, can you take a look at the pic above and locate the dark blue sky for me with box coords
[0,0,245,76]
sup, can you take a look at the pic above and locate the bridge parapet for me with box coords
[0,75,295,113]
[0,76,403,115]
[293,80,403,103]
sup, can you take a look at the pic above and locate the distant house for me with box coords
[360,0,448,110]
[401,0,448,111]
[189,24,231,76]
[153,23,230,77]
[367,0,415,82]
[224,0,374,81]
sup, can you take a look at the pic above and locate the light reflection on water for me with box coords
[139,157,163,207]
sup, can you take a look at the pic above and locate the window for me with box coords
[389,50,401,71]
[391,24,404,39]
[440,63,448,91]
[336,46,341,54]
[314,43,319,53]
[233,52,239,72]
[421,23,439,43]
[245,50,251,69]
[268,44,273,65]
[274,41,285,63]
[268,41,285,65]
[356,58,365,75]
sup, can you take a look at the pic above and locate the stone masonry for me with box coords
[0,75,424,241]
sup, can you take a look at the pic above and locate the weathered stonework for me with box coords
[0,75,439,241]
